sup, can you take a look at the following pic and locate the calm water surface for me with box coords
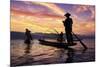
[11,39,95,66]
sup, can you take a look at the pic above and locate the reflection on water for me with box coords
[11,39,95,66]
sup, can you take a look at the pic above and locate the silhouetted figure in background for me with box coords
[57,32,64,43]
[24,28,32,54]
[63,13,73,44]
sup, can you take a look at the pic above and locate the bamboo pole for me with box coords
[72,32,88,49]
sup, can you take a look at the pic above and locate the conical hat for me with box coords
[64,13,71,17]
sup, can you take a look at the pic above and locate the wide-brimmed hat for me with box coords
[64,13,71,17]
[26,28,31,32]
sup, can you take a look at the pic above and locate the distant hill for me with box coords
[10,31,95,40]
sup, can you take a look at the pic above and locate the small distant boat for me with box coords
[39,39,77,49]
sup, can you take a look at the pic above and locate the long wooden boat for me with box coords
[38,39,77,49]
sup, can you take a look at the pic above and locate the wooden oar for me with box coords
[72,32,88,49]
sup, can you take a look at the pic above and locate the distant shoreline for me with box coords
[10,31,95,40]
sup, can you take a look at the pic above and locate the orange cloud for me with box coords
[11,8,64,19]
[11,11,64,33]
[73,21,95,35]
[31,2,65,16]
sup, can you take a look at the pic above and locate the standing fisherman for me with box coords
[63,13,73,44]
[24,28,33,53]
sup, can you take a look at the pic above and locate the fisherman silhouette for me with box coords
[63,12,73,44]
[57,32,64,43]
[24,28,33,54]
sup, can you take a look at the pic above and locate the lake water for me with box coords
[11,39,95,66]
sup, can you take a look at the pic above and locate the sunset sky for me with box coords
[11,0,95,36]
